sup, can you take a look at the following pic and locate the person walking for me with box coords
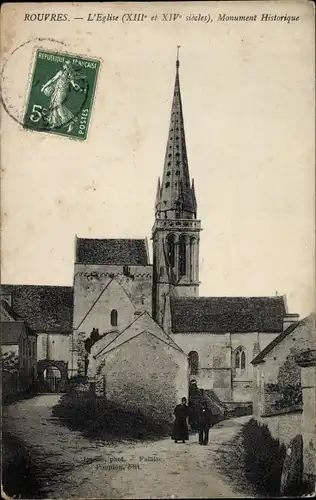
[197,400,212,445]
[171,397,190,443]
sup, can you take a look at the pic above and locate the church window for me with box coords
[168,162,171,167]
[188,351,199,375]
[159,266,164,278]
[235,350,240,369]
[234,347,246,376]
[179,235,186,276]
[241,351,246,370]
[168,153,172,157]
[166,234,175,268]
[167,171,171,176]
[176,136,179,140]
[165,182,170,188]
[110,309,118,327]
[176,170,180,175]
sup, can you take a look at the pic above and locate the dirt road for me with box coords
[3,394,251,499]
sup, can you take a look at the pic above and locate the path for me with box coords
[3,394,251,499]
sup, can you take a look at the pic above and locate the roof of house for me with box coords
[0,299,21,321]
[251,312,316,365]
[170,296,286,333]
[75,237,149,266]
[0,285,73,333]
[94,311,186,359]
[1,322,25,344]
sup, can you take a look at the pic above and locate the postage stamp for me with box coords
[23,49,100,140]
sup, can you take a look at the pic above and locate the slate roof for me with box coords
[170,296,286,333]
[251,313,316,365]
[0,299,21,321]
[75,237,149,265]
[0,285,73,333]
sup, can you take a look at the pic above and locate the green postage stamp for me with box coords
[23,49,100,140]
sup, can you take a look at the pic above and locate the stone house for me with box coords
[0,285,73,387]
[1,299,37,391]
[88,311,188,422]
[251,313,316,491]
[252,313,316,417]
[295,349,316,488]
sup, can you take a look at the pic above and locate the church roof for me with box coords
[0,285,73,333]
[170,296,286,333]
[75,237,149,265]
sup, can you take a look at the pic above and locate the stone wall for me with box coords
[97,331,188,423]
[37,332,70,362]
[257,407,303,447]
[72,264,152,374]
[173,332,231,400]
[296,349,316,486]
[252,314,316,417]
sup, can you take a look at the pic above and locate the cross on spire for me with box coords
[176,45,180,68]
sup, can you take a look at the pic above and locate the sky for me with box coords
[1,2,315,318]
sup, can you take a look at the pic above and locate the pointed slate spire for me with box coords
[156,50,196,220]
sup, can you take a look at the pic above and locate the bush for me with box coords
[2,431,42,498]
[52,391,172,441]
[241,418,286,497]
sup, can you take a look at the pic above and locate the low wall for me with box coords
[256,405,303,447]
[225,400,253,417]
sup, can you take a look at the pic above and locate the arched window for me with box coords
[110,309,118,327]
[166,234,175,268]
[234,347,246,375]
[179,234,186,276]
[241,351,246,370]
[188,351,199,375]
[235,350,240,369]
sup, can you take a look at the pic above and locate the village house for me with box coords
[0,286,72,389]
[1,299,37,394]
[252,312,316,418]
[251,313,316,489]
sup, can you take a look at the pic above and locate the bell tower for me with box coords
[152,51,201,326]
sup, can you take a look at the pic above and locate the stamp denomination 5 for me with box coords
[23,49,100,140]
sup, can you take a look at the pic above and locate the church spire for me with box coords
[156,49,196,220]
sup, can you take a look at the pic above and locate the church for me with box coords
[1,56,299,419]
